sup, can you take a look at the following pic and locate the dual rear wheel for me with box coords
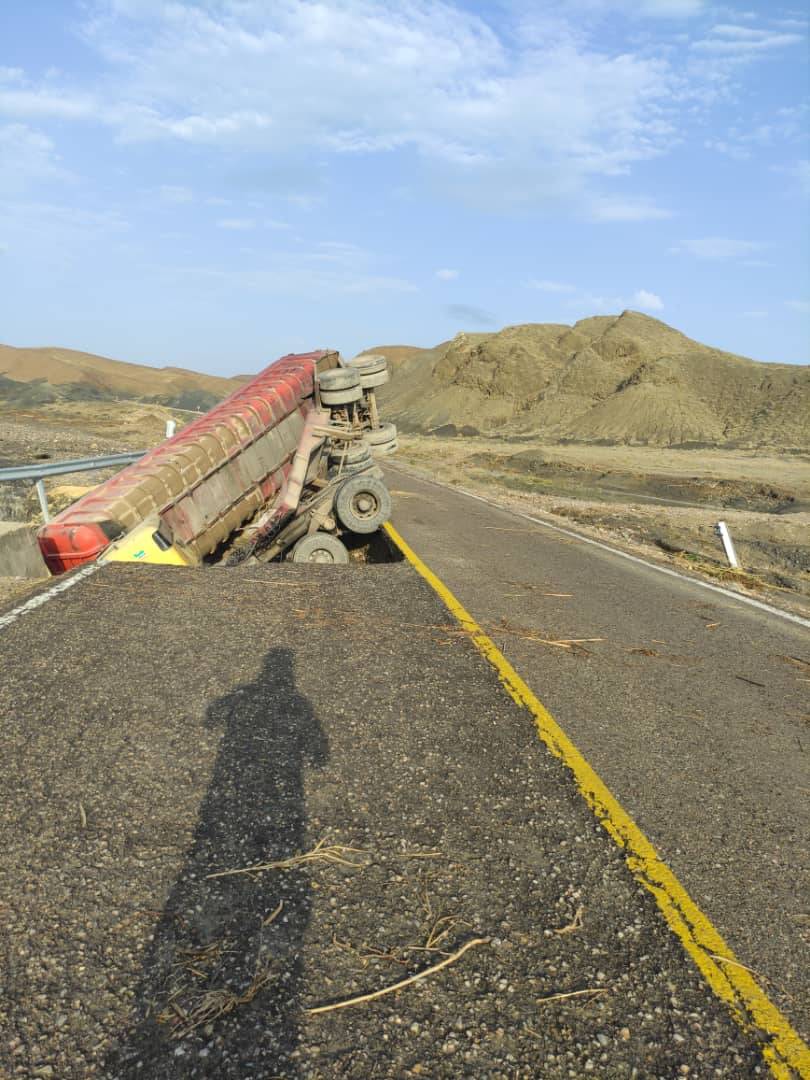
[290,474,392,564]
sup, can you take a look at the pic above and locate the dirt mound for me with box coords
[369,312,810,448]
[0,344,247,410]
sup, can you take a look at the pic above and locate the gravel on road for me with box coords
[0,562,768,1078]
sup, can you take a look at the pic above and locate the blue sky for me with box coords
[0,0,807,375]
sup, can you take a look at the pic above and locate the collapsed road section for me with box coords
[0,554,775,1079]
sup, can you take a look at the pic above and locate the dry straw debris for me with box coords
[207,837,368,879]
[307,937,490,1015]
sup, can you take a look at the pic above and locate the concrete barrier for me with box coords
[0,522,50,579]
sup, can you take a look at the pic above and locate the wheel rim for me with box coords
[309,545,338,563]
[350,490,380,522]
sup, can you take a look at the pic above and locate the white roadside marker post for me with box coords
[715,520,739,569]
[165,419,177,438]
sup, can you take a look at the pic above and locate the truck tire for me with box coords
[367,423,397,455]
[319,368,361,391]
[335,475,392,534]
[367,422,396,443]
[328,459,374,479]
[329,440,372,464]
[350,354,387,375]
[291,532,350,564]
[320,384,363,405]
[359,368,389,389]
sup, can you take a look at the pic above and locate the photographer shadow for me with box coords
[106,647,328,1078]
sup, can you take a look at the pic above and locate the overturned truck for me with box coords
[37,350,398,572]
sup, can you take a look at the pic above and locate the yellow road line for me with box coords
[384,521,810,1080]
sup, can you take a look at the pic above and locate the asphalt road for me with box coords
[0,557,777,1078]
[385,464,810,1047]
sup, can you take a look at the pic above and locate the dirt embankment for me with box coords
[372,311,810,449]
[0,401,191,523]
[393,435,810,609]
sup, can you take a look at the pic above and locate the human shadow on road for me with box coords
[106,647,328,1078]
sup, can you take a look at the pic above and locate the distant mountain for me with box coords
[367,312,810,449]
[0,344,248,411]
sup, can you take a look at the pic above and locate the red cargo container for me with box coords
[38,350,339,573]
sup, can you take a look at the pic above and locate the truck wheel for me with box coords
[367,423,397,455]
[319,368,361,391]
[330,440,372,465]
[335,475,392,534]
[328,460,374,479]
[349,354,387,375]
[359,368,389,389]
[291,532,350,564]
[367,422,396,444]
[320,384,362,405]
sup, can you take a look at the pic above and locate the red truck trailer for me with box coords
[37,351,396,573]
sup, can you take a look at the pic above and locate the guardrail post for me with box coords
[35,479,51,523]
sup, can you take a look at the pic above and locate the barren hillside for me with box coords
[369,312,810,448]
[0,344,248,411]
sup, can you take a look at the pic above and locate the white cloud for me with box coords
[588,197,672,221]
[13,0,685,212]
[635,0,705,14]
[0,0,799,222]
[529,280,662,314]
[788,159,810,197]
[676,237,761,259]
[785,299,810,313]
[774,19,809,31]
[706,106,809,161]
[435,268,459,280]
[528,279,576,293]
[0,123,66,194]
[167,245,417,298]
[704,138,750,160]
[0,199,130,269]
[0,87,97,120]
[692,24,804,56]
[158,184,193,203]
[633,289,664,311]
[568,292,625,313]
[217,217,256,230]
[547,0,705,16]
[136,109,273,143]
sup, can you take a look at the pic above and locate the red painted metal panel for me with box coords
[38,350,335,573]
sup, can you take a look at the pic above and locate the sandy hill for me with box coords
[367,312,810,448]
[0,344,247,411]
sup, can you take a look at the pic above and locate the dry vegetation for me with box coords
[393,434,810,612]
[0,400,190,523]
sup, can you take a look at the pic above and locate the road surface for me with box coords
[386,463,810,1047]
[1,555,788,1078]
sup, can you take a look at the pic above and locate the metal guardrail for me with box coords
[0,451,146,482]
[0,451,146,522]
